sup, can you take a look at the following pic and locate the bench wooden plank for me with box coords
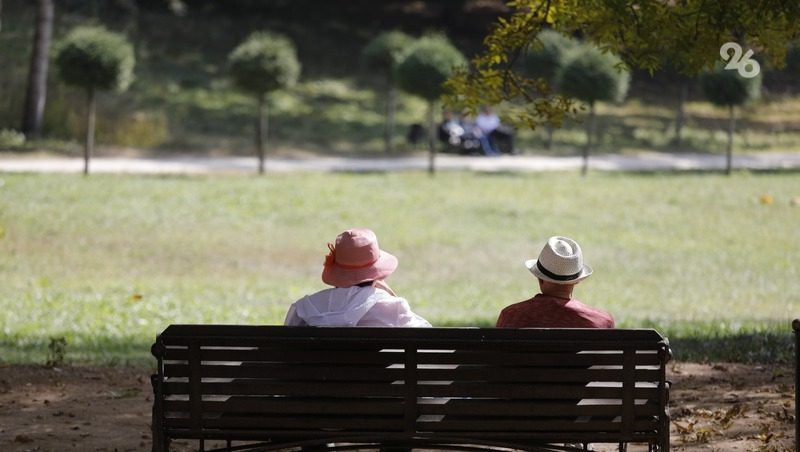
[164,398,405,415]
[163,381,408,397]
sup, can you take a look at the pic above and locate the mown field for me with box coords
[0,171,797,366]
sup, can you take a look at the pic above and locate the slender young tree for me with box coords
[21,0,54,137]
[54,25,135,175]
[396,34,466,175]
[229,32,300,174]
[700,64,761,175]
[556,43,629,176]
[362,31,414,154]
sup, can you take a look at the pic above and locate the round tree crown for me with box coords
[557,43,630,105]
[229,31,301,96]
[362,30,415,76]
[700,63,761,107]
[396,34,466,102]
[521,30,578,83]
[55,25,135,92]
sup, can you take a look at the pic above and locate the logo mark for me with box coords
[720,42,760,78]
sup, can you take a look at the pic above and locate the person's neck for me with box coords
[540,289,573,300]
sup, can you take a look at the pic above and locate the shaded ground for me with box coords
[0,363,794,451]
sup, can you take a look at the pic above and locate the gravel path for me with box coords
[1,151,799,174]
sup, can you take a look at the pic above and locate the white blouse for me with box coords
[284,286,431,327]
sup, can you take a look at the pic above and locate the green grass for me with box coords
[0,171,798,365]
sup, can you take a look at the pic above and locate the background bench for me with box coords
[151,325,672,452]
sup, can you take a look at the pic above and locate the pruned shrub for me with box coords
[229,31,300,174]
[396,34,466,174]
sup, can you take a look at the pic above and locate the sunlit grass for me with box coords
[0,171,798,365]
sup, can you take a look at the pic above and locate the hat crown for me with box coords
[538,236,584,277]
[322,228,399,288]
[333,229,381,267]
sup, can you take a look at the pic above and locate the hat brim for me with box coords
[322,250,398,287]
[525,259,592,285]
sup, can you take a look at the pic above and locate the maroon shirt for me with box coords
[496,294,615,328]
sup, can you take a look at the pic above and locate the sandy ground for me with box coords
[0,362,794,452]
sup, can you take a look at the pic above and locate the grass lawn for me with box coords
[0,171,798,365]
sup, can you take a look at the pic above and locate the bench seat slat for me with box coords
[415,384,660,399]
[162,349,663,367]
[418,400,660,417]
[163,381,407,397]
[165,416,404,431]
[164,398,405,415]
[163,348,406,364]
[414,351,661,366]
[415,367,661,382]
[162,363,662,383]
[418,418,660,433]
[163,363,404,380]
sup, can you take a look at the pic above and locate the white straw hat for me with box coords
[525,236,592,284]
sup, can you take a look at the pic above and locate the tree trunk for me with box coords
[426,101,437,175]
[384,84,396,153]
[726,105,735,176]
[545,124,554,151]
[0,0,4,32]
[582,102,595,177]
[84,89,96,175]
[256,95,268,175]
[21,0,54,137]
[673,82,688,147]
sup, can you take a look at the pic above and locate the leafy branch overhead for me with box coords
[444,0,800,129]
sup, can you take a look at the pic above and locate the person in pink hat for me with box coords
[496,236,614,328]
[284,228,431,327]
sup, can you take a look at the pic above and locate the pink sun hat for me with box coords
[321,228,399,287]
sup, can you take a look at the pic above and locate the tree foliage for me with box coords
[55,25,135,93]
[229,31,300,97]
[520,29,577,83]
[557,44,629,106]
[700,65,761,107]
[362,30,415,154]
[396,34,466,101]
[445,0,800,129]
[362,30,414,79]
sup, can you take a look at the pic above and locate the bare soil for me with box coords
[0,363,794,451]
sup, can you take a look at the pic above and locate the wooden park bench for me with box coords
[150,325,672,452]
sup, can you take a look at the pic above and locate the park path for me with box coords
[1,151,800,174]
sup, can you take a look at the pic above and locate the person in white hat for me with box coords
[496,236,614,328]
[284,228,431,327]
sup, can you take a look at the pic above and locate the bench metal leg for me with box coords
[151,374,167,452]
[794,319,800,452]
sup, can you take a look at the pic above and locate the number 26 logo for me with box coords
[720,42,760,79]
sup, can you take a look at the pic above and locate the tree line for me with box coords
[8,0,799,176]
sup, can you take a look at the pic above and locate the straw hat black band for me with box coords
[536,260,582,281]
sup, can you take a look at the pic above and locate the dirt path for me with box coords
[0,362,794,451]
